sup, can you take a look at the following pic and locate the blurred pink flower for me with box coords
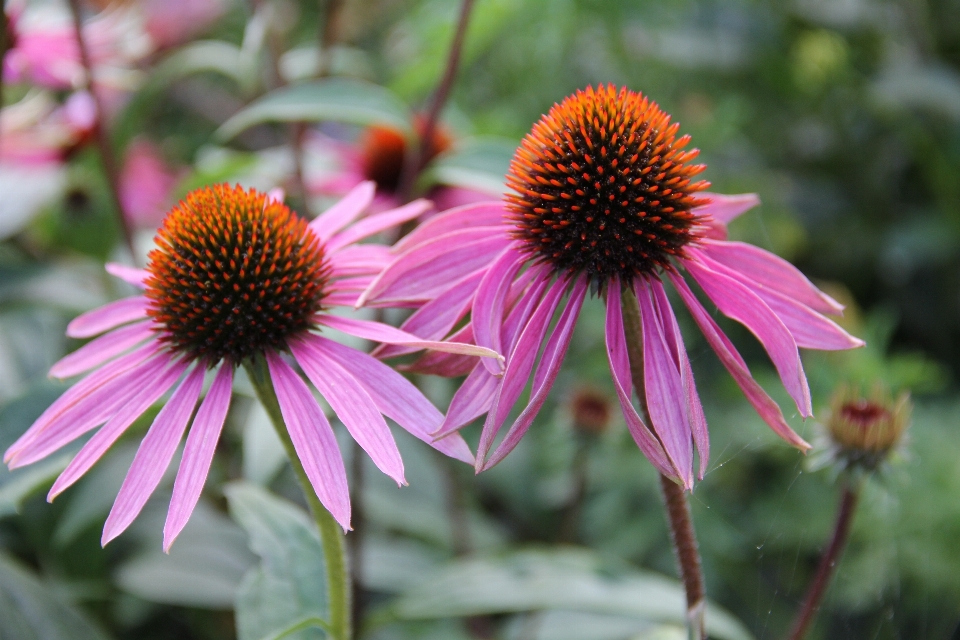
[4,182,496,550]
[141,0,225,49]
[118,138,185,229]
[360,86,863,487]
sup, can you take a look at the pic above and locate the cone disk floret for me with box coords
[506,85,710,283]
[145,184,329,364]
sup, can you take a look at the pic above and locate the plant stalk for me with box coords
[786,484,860,640]
[65,0,136,261]
[245,357,352,640]
[1,0,9,131]
[621,286,706,640]
[397,0,476,200]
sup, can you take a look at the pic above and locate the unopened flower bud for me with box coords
[569,387,612,435]
[821,384,911,472]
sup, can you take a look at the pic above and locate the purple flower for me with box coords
[4,182,495,550]
[360,85,863,488]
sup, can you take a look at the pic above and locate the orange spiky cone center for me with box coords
[145,184,329,364]
[360,118,452,193]
[506,85,710,282]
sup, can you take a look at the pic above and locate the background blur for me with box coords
[2,0,960,639]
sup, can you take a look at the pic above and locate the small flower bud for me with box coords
[819,384,911,472]
[569,387,613,435]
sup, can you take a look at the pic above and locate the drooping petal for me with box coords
[482,276,588,471]
[668,270,809,450]
[700,240,844,315]
[476,278,567,468]
[164,365,234,551]
[266,352,351,530]
[106,263,148,288]
[317,314,502,362]
[647,278,709,479]
[50,321,154,379]
[300,335,473,463]
[101,366,205,546]
[392,201,506,255]
[374,270,484,360]
[10,349,169,469]
[358,229,511,305]
[636,279,694,489]
[697,193,759,226]
[290,340,405,485]
[433,365,500,440]
[402,324,479,377]
[308,181,375,241]
[329,244,392,277]
[604,282,675,477]
[683,253,812,417]
[67,296,148,338]
[47,358,189,500]
[326,199,431,253]
[473,248,525,375]
[4,342,160,465]
[746,287,862,350]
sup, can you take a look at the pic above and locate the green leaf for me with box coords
[385,549,753,640]
[226,482,329,640]
[152,40,255,90]
[422,137,516,196]
[115,499,255,609]
[0,551,112,640]
[216,79,412,142]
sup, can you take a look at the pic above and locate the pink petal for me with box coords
[392,201,506,255]
[164,365,234,551]
[684,253,812,417]
[50,321,154,379]
[308,181,375,241]
[476,279,566,469]
[432,365,499,440]
[358,229,511,306]
[374,270,484,360]
[604,283,675,477]
[697,193,759,226]
[329,244,392,277]
[668,271,810,450]
[483,276,588,471]
[647,278,709,479]
[327,199,431,253]
[317,314,502,362]
[106,263,148,288]
[301,335,473,464]
[101,366,205,546]
[636,279,694,489]
[8,347,165,468]
[47,357,189,500]
[266,352,351,530]
[67,296,149,338]
[746,288,862,351]
[289,340,405,485]
[700,240,844,315]
[473,248,525,376]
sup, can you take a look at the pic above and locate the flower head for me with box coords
[361,84,864,488]
[4,182,496,550]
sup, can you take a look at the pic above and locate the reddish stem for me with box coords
[786,485,860,640]
[66,0,136,261]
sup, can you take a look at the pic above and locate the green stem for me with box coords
[245,357,352,640]
[621,286,706,640]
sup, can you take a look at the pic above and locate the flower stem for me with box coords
[786,483,860,640]
[65,0,136,261]
[1,0,9,122]
[620,285,706,640]
[397,0,476,200]
[245,357,352,640]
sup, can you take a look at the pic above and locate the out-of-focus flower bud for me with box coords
[814,384,911,473]
[569,386,612,435]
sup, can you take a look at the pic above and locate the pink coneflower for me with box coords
[360,85,864,487]
[306,121,494,214]
[3,182,495,550]
[118,138,186,229]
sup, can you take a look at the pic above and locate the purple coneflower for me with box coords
[360,85,864,487]
[4,182,494,550]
